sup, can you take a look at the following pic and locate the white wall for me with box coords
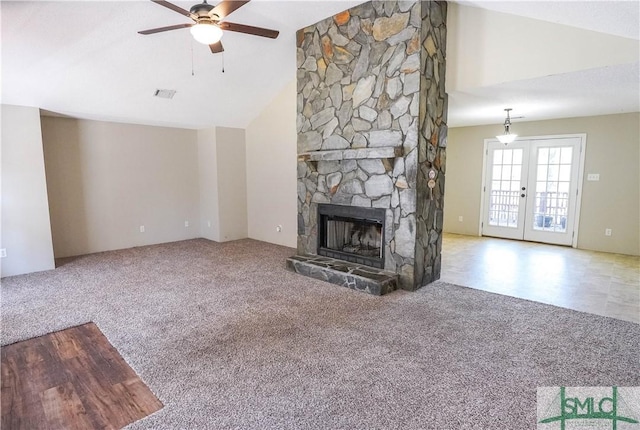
[444,113,640,256]
[41,116,200,258]
[215,126,248,241]
[1,105,55,277]
[446,3,639,92]
[198,128,220,241]
[246,80,297,248]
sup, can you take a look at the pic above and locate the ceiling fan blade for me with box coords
[209,0,250,20]
[219,22,279,39]
[209,41,224,54]
[152,0,197,20]
[138,23,193,35]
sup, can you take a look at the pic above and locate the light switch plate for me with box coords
[587,173,600,181]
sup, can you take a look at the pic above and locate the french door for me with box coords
[482,136,584,246]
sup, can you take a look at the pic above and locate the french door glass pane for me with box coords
[532,146,573,233]
[488,148,524,228]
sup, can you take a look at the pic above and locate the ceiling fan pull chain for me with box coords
[222,52,225,73]
[191,39,195,76]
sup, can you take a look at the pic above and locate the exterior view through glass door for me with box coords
[482,143,529,240]
[482,136,584,246]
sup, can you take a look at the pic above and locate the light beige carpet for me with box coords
[2,239,638,429]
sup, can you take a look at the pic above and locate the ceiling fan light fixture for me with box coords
[496,108,518,146]
[138,0,279,55]
[190,22,223,45]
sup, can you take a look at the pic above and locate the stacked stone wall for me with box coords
[296,0,447,290]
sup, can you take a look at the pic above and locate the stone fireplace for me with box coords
[288,0,448,293]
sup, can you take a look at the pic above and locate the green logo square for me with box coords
[538,387,640,429]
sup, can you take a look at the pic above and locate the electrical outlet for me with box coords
[207,220,211,228]
[605,228,612,237]
[276,225,283,232]
[139,225,145,233]
[587,173,600,181]
[185,221,189,227]
[458,216,463,222]
[0,249,6,258]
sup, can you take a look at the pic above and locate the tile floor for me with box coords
[440,233,640,324]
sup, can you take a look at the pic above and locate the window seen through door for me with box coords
[533,147,573,233]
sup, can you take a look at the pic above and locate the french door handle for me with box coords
[521,187,526,191]
[521,193,526,198]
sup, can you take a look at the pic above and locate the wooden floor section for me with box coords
[1,322,163,429]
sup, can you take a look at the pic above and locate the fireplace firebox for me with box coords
[317,204,385,269]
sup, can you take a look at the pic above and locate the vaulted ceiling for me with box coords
[2,1,638,129]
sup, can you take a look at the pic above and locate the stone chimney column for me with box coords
[296,0,447,290]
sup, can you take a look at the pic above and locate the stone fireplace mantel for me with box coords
[298,146,403,162]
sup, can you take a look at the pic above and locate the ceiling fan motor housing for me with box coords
[190,2,216,18]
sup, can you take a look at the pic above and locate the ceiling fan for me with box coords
[138,0,279,54]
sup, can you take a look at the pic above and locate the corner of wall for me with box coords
[1,105,55,277]
[215,126,248,242]
[197,127,221,242]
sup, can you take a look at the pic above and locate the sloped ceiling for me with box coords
[1,1,638,129]
[1,1,364,129]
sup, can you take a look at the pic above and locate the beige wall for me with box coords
[445,113,640,256]
[197,128,220,241]
[246,80,297,248]
[1,105,55,277]
[197,126,248,242]
[215,126,248,241]
[41,116,200,258]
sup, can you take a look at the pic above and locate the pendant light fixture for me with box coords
[496,108,517,145]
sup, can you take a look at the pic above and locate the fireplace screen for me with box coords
[326,218,381,256]
[318,204,385,268]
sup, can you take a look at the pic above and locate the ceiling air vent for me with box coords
[154,89,176,99]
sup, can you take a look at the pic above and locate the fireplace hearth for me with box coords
[318,204,385,269]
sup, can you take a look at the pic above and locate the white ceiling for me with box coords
[461,0,640,40]
[450,62,639,127]
[1,1,639,129]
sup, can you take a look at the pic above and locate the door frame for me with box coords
[479,133,587,248]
